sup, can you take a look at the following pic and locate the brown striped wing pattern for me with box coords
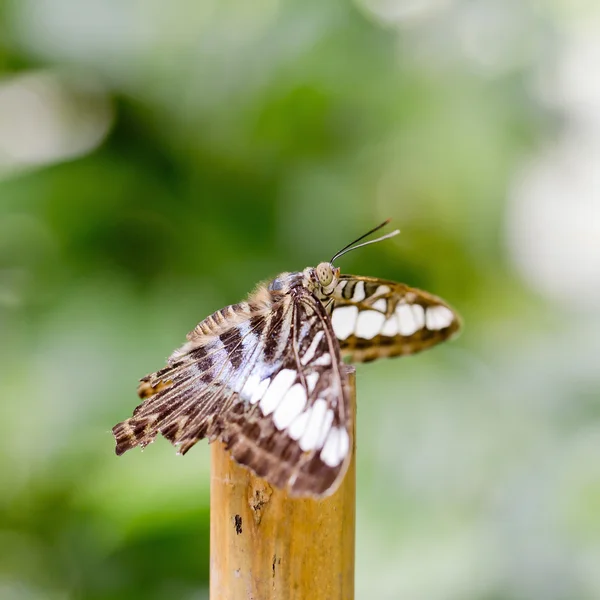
[112,286,352,497]
[330,275,461,362]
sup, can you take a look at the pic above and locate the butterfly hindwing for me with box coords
[330,275,461,362]
[112,286,352,497]
[222,286,351,497]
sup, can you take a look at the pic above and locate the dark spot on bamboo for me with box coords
[234,514,242,535]
[247,480,273,525]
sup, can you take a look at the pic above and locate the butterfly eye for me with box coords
[316,263,334,287]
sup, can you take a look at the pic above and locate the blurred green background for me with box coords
[2,1,600,599]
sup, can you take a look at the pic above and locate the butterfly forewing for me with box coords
[330,275,461,362]
[112,286,352,497]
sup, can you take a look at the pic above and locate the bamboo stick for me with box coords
[210,367,356,600]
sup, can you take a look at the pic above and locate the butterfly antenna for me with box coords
[330,219,400,264]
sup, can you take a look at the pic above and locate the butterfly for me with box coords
[112,221,461,497]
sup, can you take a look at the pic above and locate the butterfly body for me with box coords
[113,257,460,497]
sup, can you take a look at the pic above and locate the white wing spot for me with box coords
[425,305,454,330]
[412,304,425,329]
[352,280,366,302]
[397,303,421,336]
[381,316,399,336]
[375,285,391,296]
[299,398,328,451]
[339,428,350,459]
[331,305,358,340]
[316,408,334,448]
[288,407,311,440]
[259,369,296,415]
[241,373,261,401]
[371,298,387,312]
[355,310,385,340]
[301,330,324,365]
[305,372,319,393]
[313,353,332,366]
[320,428,339,466]
[273,383,307,430]
[320,426,350,467]
[250,377,270,405]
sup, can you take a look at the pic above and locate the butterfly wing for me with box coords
[223,286,352,497]
[112,286,352,497]
[329,275,461,362]
[112,302,268,457]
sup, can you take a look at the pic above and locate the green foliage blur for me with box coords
[1,1,600,599]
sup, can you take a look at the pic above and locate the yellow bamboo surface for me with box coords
[210,368,356,600]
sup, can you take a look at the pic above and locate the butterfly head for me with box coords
[303,262,340,297]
